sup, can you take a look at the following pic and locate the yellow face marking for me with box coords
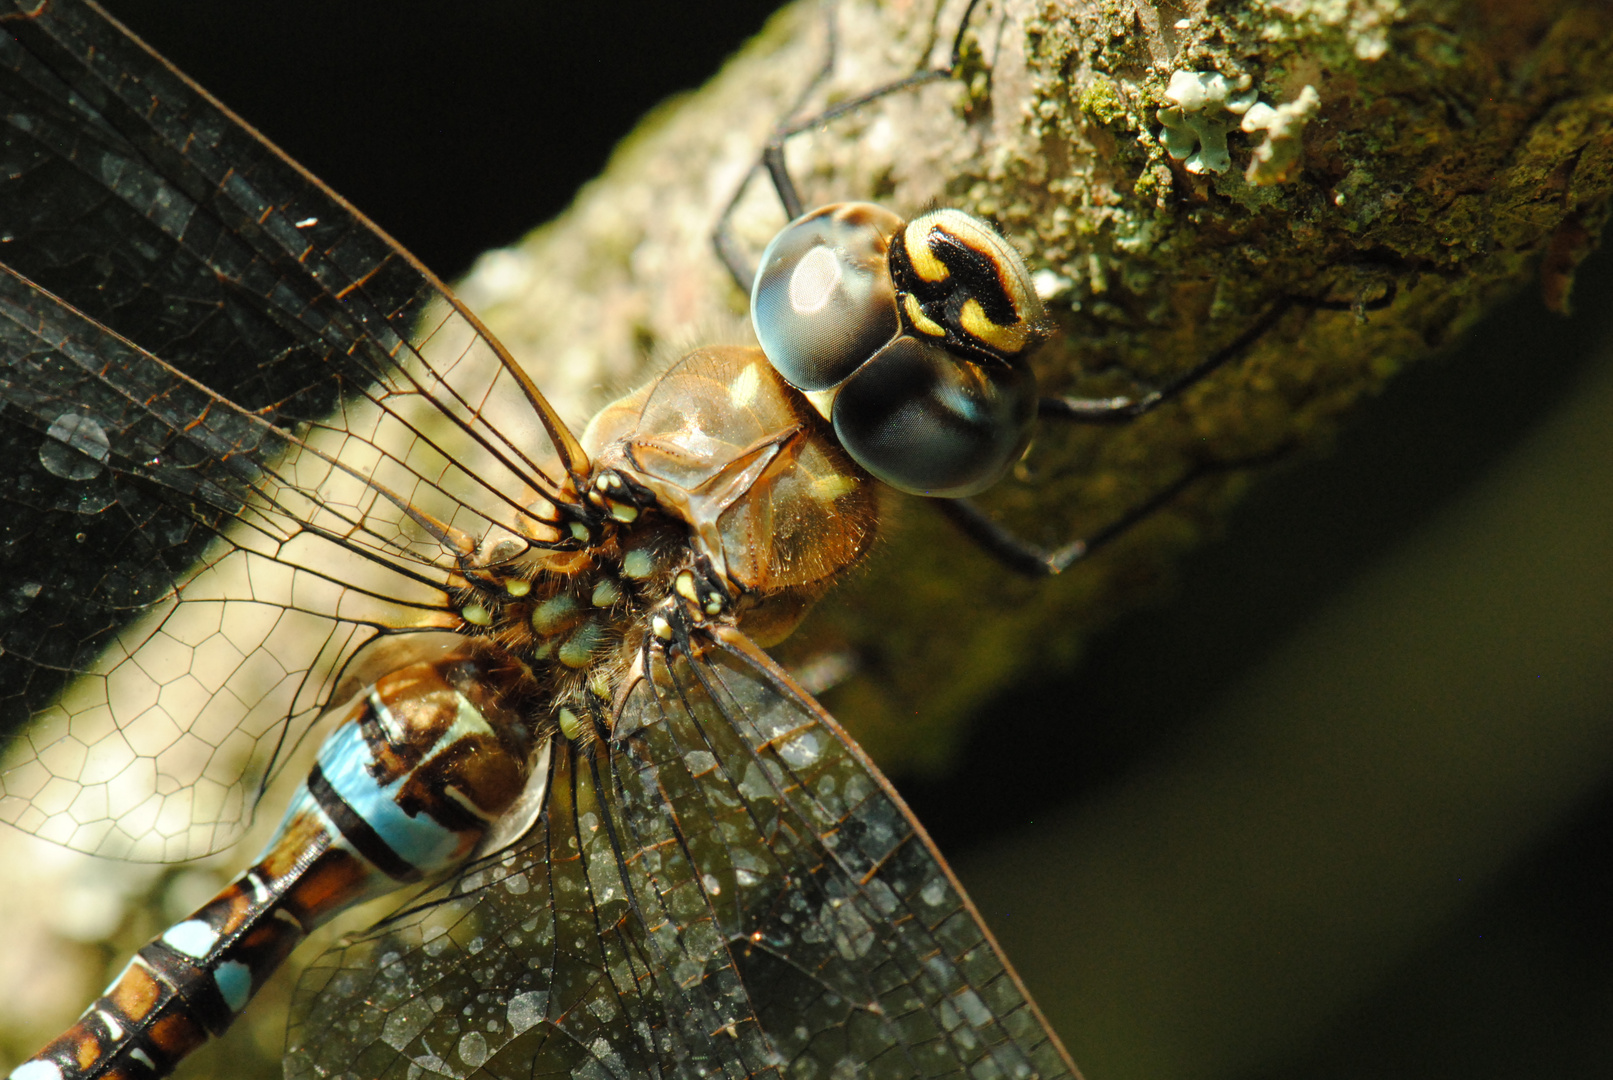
[929,210,996,253]
[903,219,950,282]
[811,472,859,503]
[728,362,761,409]
[461,603,492,627]
[608,501,639,523]
[569,522,589,542]
[960,297,1030,355]
[504,579,531,597]
[652,615,674,641]
[902,292,947,338]
[931,210,1043,327]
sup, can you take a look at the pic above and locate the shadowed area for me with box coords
[941,240,1613,1079]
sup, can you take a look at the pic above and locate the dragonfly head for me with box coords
[750,202,1045,498]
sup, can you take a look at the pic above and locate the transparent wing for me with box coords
[286,736,685,1080]
[287,632,1078,1080]
[0,0,581,860]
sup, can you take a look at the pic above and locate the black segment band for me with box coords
[135,942,236,1037]
[306,763,421,882]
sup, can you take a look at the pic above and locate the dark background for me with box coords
[101,0,779,280]
[61,4,1613,1078]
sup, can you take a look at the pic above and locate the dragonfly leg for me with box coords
[1040,283,1397,424]
[714,0,987,294]
[938,444,1301,577]
[945,281,1396,576]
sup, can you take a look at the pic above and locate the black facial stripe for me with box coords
[928,232,1022,325]
[892,228,1022,328]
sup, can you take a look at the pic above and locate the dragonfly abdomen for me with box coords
[11,646,538,1080]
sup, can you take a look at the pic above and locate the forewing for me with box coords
[0,0,578,859]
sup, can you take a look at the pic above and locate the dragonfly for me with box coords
[1,2,1083,1078]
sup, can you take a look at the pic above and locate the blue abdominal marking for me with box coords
[314,720,460,872]
[212,961,252,1014]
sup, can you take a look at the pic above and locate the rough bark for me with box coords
[463,0,1613,774]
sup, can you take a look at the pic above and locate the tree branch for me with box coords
[465,0,1613,773]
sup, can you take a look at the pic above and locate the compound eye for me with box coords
[751,202,905,391]
[831,335,1037,498]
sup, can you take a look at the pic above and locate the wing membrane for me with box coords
[0,0,579,858]
[0,267,463,859]
[629,634,1077,1080]
[288,738,682,1080]
[287,634,1077,1080]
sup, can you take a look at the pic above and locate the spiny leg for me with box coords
[1040,284,1398,423]
[946,283,1397,577]
[714,0,987,293]
[937,446,1294,577]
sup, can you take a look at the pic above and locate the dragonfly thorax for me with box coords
[442,519,678,741]
[447,342,880,741]
[580,344,879,645]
